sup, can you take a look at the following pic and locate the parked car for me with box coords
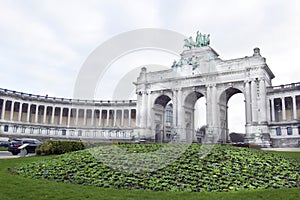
[8,138,42,155]
[0,137,10,147]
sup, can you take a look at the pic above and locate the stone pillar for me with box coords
[121,109,124,127]
[244,81,252,124]
[270,98,275,122]
[259,78,267,123]
[177,89,183,129]
[206,85,212,126]
[99,109,102,126]
[18,102,23,122]
[59,107,63,125]
[147,91,152,128]
[35,105,39,123]
[172,89,177,127]
[26,103,31,123]
[128,109,131,127]
[211,84,217,127]
[281,97,286,121]
[292,95,298,120]
[51,107,55,124]
[1,99,6,119]
[106,110,109,127]
[251,80,258,123]
[67,108,71,126]
[91,109,94,126]
[10,101,15,121]
[43,105,47,124]
[113,109,117,127]
[83,109,87,126]
[140,91,148,128]
[75,108,79,126]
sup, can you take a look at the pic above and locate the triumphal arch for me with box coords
[135,33,274,144]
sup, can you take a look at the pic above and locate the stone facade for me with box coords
[0,45,299,147]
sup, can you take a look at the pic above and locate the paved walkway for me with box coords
[261,148,300,152]
[0,151,35,159]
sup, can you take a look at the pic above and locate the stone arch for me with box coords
[152,94,172,142]
[218,87,245,143]
[182,91,206,142]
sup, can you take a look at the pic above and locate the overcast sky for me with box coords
[0,0,299,132]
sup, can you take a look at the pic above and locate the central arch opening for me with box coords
[184,91,206,142]
[219,87,245,143]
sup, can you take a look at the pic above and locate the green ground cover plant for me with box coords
[1,148,300,200]
[16,144,300,192]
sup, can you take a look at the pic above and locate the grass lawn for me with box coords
[0,147,7,151]
[0,151,300,200]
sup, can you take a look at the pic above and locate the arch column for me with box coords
[259,78,267,123]
[140,91,148,128]
[172,89,177,127]
[251,80,258,123]
[244,81,252,124]
[177,89,183,129]
[147,91,152,129]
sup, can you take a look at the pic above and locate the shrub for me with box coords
[36,140,85,155]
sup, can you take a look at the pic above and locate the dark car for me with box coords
[8,138,42,155]
[0,141,10,147]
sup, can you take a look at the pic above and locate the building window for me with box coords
[287,127,293,135]
[46,128,50,135]
[62,129,66,136]
[54,129,59,135]
[4,125,9,132]
[276,127,281,136]
[85,131,90,137]
[165,103,173,126]
[298,126,300,135]
[93,131,97,137]
[13,125,18,133]
[21,126,26,133]
[70,130,75,136]
[30,127,34,134]
[38,128,42,134]
[78,130,82,136]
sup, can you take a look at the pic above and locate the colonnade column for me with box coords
[99,109,102,126]
[18,102,23,122]
[292,95,298,120]
[67,108,71,126]
[51,107,55,124]
[43,106,47,123]
[35,105,39,123]
[83,109,87,126]
[10,101,14,121]
[91,109,94,126]
[1,99,6,119]
[251,80,258,123]
[128,109,131,127]
[270,98,275,122]
[281,97,286,121]
[113,109,117,127]
[121,109,124,127]
[26,103,31,122]
[75,108,79,126]
[106,110,109,127]
[58,108,63,125]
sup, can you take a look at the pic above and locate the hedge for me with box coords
[36,140,85,155]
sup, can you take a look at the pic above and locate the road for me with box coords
[0,151,35,159]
